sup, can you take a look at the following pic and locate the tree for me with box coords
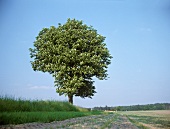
[29,18,112,104]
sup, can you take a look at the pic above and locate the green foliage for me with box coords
[29,18,112,103]
[93,103,170,111]
[116,103,170,111]
[0,96,78,112]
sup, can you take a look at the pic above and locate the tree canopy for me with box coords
[29,18,112,104]
[93,103,170,111]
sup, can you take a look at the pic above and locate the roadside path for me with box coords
[0,114,139,129]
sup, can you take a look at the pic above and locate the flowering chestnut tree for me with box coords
[29,19,112,104]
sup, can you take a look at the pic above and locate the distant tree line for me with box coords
[93,103,170,111]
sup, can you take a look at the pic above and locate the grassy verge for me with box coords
[0,111,103,125]
[0,96,103,125]
[0,96,78,112]
[0,111,90,125]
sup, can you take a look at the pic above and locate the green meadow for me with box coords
[0,96,100,125]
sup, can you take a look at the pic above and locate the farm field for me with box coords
[119,110,170,129]
[1,110,169,129]
[1,97,170,128]
[0,113,138,129]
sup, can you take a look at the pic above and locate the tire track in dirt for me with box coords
[0,114,139,129]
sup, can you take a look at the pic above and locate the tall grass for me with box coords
[0,96,101,125]
[0,96,78,112]
[0,112,87,125]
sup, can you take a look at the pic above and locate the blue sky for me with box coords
[0,0,170,108]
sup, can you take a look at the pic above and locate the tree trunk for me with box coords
[68,94,73,104]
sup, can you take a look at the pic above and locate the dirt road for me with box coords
[0,114,140,129]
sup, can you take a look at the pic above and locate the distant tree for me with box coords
[117,106,122,111]
[29,18,112,104]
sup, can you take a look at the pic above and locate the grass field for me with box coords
[0,96,79,112]
[119,110,170,128]
[0,96,101,125]
[1,96,170,128]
